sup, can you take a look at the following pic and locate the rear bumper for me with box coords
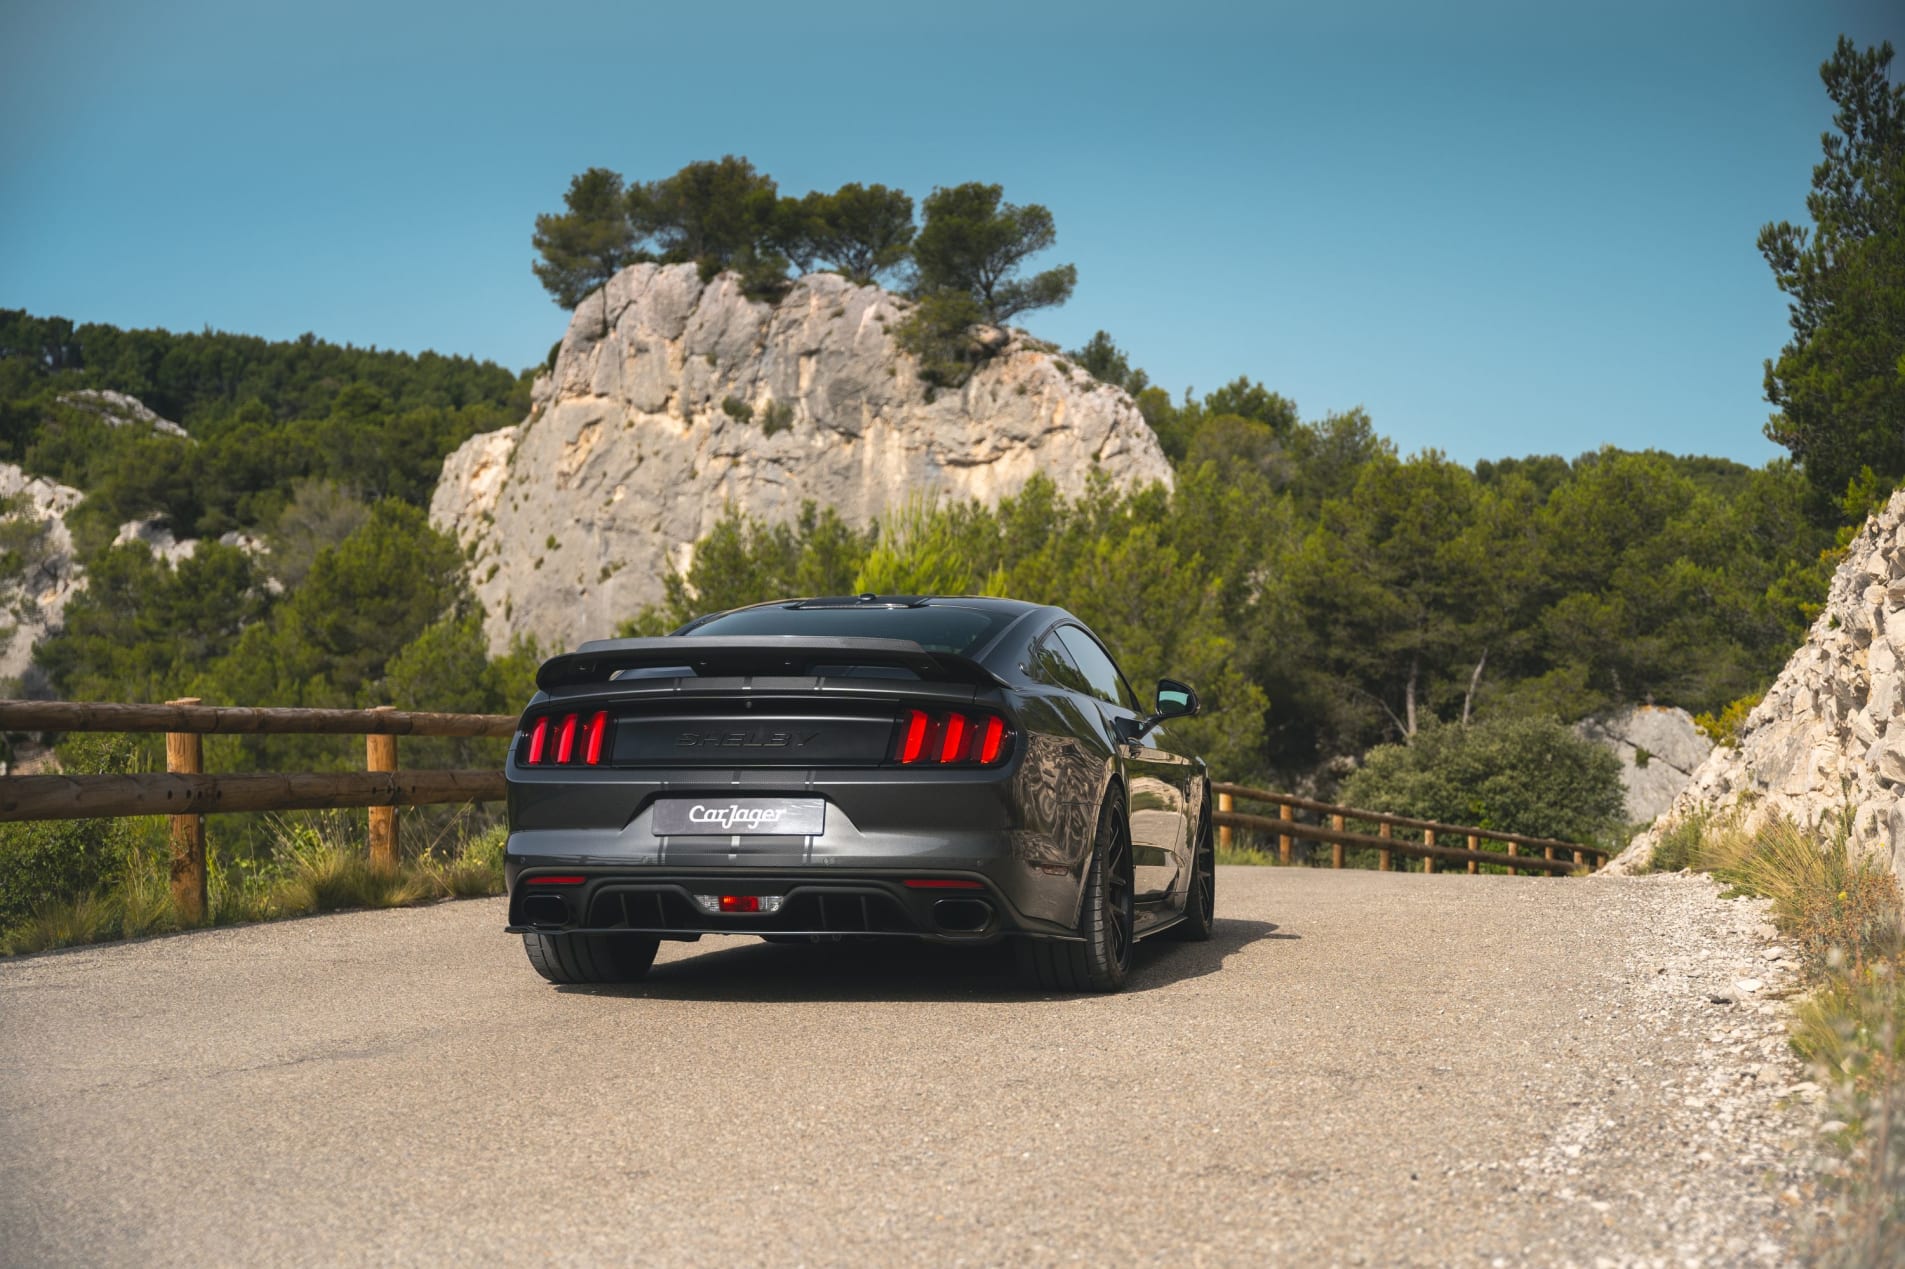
[503,760,1094,932]
[503,868,1081,944]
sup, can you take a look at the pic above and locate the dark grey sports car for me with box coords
[502,595,1214,991]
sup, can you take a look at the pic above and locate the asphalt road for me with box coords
[0,868,1817,1266]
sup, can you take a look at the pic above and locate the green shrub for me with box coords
[721,396,753,423]
[894,290,984,388]
[0,733,153,929]
[761,399,795,437]
[1339,716,1626,846]
[1694,692,1763,747]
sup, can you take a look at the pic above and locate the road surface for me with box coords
[0,868,1817,1265]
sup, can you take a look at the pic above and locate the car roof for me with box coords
[698,594,1051,619]
[675,594,1072,664]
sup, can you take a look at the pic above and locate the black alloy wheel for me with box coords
[522,931,661,984]
[1018,793,1135,992]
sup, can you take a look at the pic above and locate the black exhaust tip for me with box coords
[931,898,994,933]
[520,893,571,927]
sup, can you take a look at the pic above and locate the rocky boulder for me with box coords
[1610,490,1905,883]
[430,264,1175,653]
[1577,706,1713,825]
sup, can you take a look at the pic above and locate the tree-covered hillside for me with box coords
[0,311,529,542]
[0,314,539,774]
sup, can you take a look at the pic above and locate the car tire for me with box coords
[1169,795,1216,941]
[1018,794,1134,992]
[522,932,660,984]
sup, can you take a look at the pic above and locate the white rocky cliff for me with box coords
[1613,490,1905,882]
[430,264,1175,653]
[0,464,85,688]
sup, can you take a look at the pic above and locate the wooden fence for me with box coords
[0,699,1608,926]
[0,699,515,923]
[1211,783,1606,876]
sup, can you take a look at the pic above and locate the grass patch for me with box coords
[1697,813,1899,974]
[1646,808,1711,873]
[1,813,507,956]
[1217,843,1279,866]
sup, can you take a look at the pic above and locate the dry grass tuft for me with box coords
[1696,813,1901,974]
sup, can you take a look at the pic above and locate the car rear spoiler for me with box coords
[534,636,1006,691]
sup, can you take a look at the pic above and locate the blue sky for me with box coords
[2,0,1898,466]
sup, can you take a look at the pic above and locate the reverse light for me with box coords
[692,893,785,915]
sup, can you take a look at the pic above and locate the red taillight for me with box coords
[719,894,762,913]
[892,709,1008,766]
[903,878,984,889]
[584,710,608,765]
[939,712,968,763]
[978,716,1005,764]
[527,875,586,885]
[898,709,929,764]
[525,711,610,766]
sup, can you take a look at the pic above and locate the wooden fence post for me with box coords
[1507,842,1519,875]
[366,707,398,872]
[1573,849,1585,869]
[1378,821,1392,871]
[1467,833,1479,874]
[1330,814,1345,869]
[1278,803,1293,865]
[1217,791,1232,854]
[1544,846,1556,865]
[164,698,207,923]
[1423,828,1437,874]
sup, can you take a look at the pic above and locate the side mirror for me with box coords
[1119,679,1200,744]
[1155,679,1199,720]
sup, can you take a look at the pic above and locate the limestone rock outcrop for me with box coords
[57,390,190,438]
[430,264,1175,653]
[0,464,84,688]
[1611,490,1905,882]
[1577,706,1713,825]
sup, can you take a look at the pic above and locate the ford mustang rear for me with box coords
[503,596,1215,991]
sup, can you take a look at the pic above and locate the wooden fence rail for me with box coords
[0,698,518,923]
[1,697,1607,925]
[0,700,517,737]
[0,770,508,823]
[1211,782,1606,876]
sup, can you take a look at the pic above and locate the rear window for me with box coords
[680,605,1014,656]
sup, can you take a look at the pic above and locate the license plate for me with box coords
[652,797,826,836]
